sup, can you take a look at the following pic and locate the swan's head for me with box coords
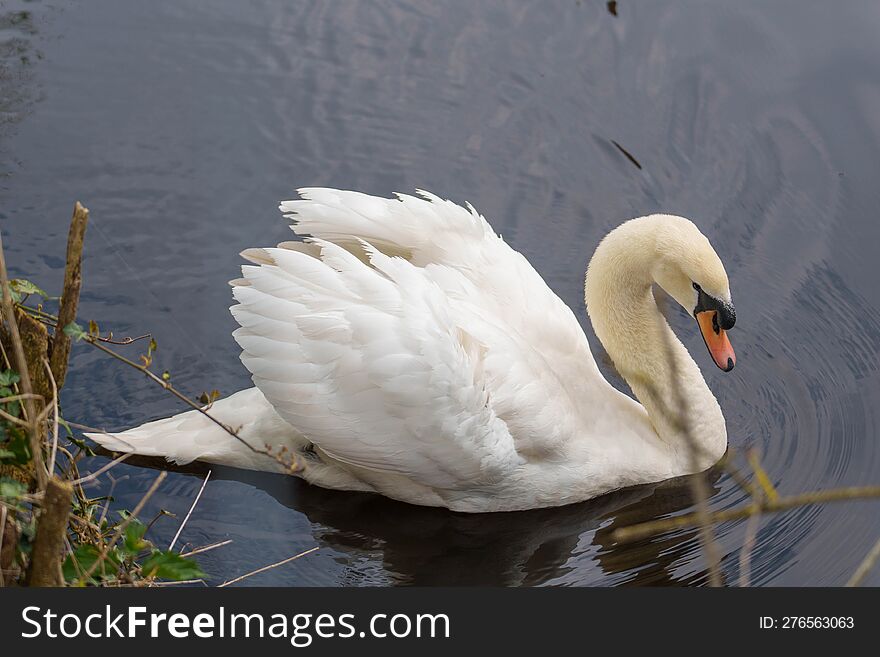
[651,215,736,372]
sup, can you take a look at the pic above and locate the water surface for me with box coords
[3,0,880,585]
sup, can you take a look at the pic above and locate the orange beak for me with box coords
[696,310,736,371]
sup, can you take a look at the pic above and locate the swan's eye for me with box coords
[693,282,701,291]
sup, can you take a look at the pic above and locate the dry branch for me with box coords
[168,470,211,550]
[83,336,298,471]
[846,536,880,587]
[28,477,73,586]
[218,546,319,587]
[613,485,880,543]
[50,202,89,389]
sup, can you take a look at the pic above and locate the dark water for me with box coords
[3,0,880,586]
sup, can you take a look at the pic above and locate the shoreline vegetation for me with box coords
[0,203,878,587]
[0,203,304,587]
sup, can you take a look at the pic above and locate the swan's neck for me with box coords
[584,219,727,472]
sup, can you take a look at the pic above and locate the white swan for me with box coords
[88,189,737,512]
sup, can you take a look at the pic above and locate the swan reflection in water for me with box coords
[291,472,722,586]
[118,454,723,586]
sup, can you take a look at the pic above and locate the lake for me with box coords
[3,0,880,585]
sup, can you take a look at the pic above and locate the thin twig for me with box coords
[67,513,102,534]
[63,534,86,581]
[613,485,880,543]
[69,452,132,486]
[144,578,208,587]
[658,318,722,586]
[80,471,167,583]
[179,539,232,558]
[97,333,152,345]
[0,392,44,404]
[82,337,293,468]
[16,303,150,345]
[43,358,60,477]
[168,470,211,550]
[747,449,778,502]
[846,536,880,587]
[737,447,768,587]
[0,395,53,429]
[144,508,174,535]
[218,546,319,587]
[738,512,761,587]
[0,407,31,427]
[96,475,123,532]
[65,419,118,435]
[719,453,762,500]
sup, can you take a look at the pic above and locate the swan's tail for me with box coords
[85,387,302,473]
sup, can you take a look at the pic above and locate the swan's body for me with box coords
[88,189,736,512]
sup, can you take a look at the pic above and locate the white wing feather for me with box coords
[277,189,608,454]
[232,234,522,490]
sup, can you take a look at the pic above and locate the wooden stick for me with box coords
[178,539,232,558]
[50,202,89,389]
[28,478,73,587]
[68,452,131,485]
[168,470,211,550]
[218,547,319,587]
[846,536,880,587]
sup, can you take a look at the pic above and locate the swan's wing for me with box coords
[280,188,599,374]
[230,238,522,491]
[280,188,488,266]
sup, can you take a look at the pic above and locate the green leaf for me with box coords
[0,477,26,499]
[198,389,221,405]
[62,544,122,583]
[122,520,150,556]
[63,322,87,341]
[10,279,49,299]
[1,399,21,418]
[0,370,20,387]
[140,551,206,581]
[0,427,30,464]
[18,516,37,553]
